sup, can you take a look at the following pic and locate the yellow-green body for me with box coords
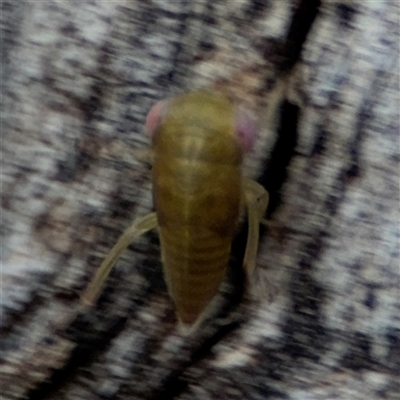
[81,90,269,332]
[151,91,243,325]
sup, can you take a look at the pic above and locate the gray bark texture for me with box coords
[1,1,399,399]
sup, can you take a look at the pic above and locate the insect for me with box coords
[81,90,269,332]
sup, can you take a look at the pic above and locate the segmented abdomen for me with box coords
[153,154,241,325]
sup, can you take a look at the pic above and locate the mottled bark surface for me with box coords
[1,1,399,399]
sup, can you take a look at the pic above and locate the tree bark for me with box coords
[1,1,399,399]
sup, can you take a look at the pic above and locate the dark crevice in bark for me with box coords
[278,0,321,74]
[259,100,300,217]
[256,0,321,216]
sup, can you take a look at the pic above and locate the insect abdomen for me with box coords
[154,157,241,325]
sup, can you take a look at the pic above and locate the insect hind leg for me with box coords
[81,212,158,307]
[242,179,270,299]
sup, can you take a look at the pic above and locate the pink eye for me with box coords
[236,106,258,153]
[145,100,167,137]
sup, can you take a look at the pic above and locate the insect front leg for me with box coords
[81,212,158,307]
[242,179,269,297]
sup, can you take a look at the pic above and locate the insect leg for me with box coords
[81,212,157,307]
[242,179,269,281]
